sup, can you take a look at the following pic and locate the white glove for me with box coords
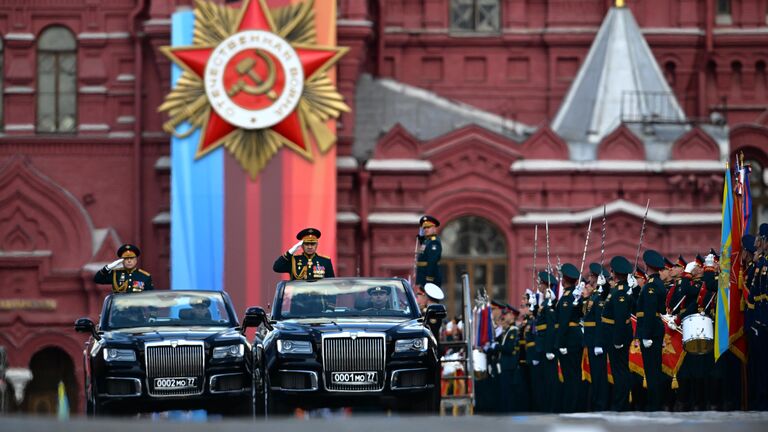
[642,339,653,348]
[594,346,604,356]
[597,273,606,287]
[627,274,637,289]
[528,292,538,308]
[752,326,759,336]
[559,348,568,355]
[288,240,303,255]
[532,360,540,366]
[614,344,624,349]
[105,258,124,271]
[546,288,555,300]
[545,352,555,360]
[705,253,716,267]
[418,227,425,237]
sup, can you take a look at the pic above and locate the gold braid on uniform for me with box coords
[291,256,308,280]
[112,272,129,293]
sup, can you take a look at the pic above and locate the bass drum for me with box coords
[472,349,488,380]
[682,313,714,354]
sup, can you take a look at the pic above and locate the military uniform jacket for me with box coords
[523,315,539,363]
[534,297,557,355]
[582,291,607,348]
[415,235,442,286]
[556,289,583,350]
[273,252,335,280]
[94,267,154,293]
[745,260,757,329]
[601,282,634,347]
[676,275,700,319]
[500,325,521,371]
[635,273,665,341]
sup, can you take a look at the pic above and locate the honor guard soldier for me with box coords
[499,305,523,413]
[601,255,634,411]
[743,234,759,409]
[273,228,335,280]
[415,215,442,288]
[94,244,154,293]
[534,271,559,412]
[636,250,667,411]
[583,262,610,411]
[556,263,584,413]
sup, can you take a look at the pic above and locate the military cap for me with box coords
[117,243,141,258]
[538,271,557,286]
[419,215,440,228]
[634,267,647,279]
[491,300,505,309]
[643,249,665,270]
[663,257,674,269]
[508,304,520,316]
[709,248,720,263]
[296,227,321,243]
[423,282,445,301]
[675,255,687,268]
[561,263,580,281]
[695,254,705,267]
[610,256,633,274]
[760,223,768,238]
[588,262,605,276]
[190,296,211,307]
[367,285,391,295]
[743,234,757,253]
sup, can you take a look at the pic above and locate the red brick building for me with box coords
[0,0,767,413]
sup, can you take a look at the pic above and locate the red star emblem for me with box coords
[162,0,346,160]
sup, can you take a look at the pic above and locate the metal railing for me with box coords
[620,91,686,124]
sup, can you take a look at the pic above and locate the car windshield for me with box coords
[106,291,233,329]
[276,279,416,320]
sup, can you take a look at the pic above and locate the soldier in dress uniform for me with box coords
[415,215,442,288]
[601,255,635,411]
[635,250,667,411]
[671,258,704,410]
[499,305,521,413]
[534,271,559,412]
[94,244,154,293]
[523,290,542,411]
[583,262,610,411]
[743,234,759,409]
[273,228,335,280]
[512,300,531,412]
[556,263,584,413]
[752,225,768,410]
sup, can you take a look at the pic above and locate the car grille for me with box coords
[322,333,385,392]
[145,341,205,397]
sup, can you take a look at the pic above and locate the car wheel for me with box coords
[264,373,289,417]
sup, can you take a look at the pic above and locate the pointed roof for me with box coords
[551,6,686,148]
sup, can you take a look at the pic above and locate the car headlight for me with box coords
[212,344,245,359]
[395,337,428,353]
[277,339,312,354]
[103,348,136,362]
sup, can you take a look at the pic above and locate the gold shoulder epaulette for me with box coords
[139,269,151,276]
[318,254,331,260]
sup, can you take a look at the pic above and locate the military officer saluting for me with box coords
[273,228,335,280]
[94,244,154,293]
[415,215,442,288]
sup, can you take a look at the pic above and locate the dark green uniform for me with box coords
[273,252,335,280]
[534,294,559,412]
[583,288,609,411]
[416,234,442,286]
[94,267,154,293]
[555,287,583,413]
[635,272,665,411]
[499,324,519,413]
[602,279,634,411]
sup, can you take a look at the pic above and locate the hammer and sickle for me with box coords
[227,50,278,100]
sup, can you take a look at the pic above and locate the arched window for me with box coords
[747,159,768,234]
[37,26,77,133]
[439,216,507,317]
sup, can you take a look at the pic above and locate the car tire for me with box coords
[264,373,290,417]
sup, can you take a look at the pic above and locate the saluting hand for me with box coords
[545,352,555,360]
[105,258,124,271]
[288,240,303,255]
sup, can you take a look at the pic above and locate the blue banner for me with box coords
[170,10,224,291]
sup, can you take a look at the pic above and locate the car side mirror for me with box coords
[423,304,447,324]
[243,306,273,332]
[74,318,100,340]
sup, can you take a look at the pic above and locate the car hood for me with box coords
[101,327,244,345]
[273,318,427,339]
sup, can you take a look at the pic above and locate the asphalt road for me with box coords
[2,412,768,432]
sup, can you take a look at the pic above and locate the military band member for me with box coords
[94,244,154,293]
[556,263,584,413]
[415,215,442,288]
[583,262,610,411]
[602,255,634,411]
[273,228,335,280]
[636,250,667,411]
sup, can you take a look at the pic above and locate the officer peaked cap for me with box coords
[117,244,141,258]
[634,267,647,279]
[561,263,580,281]
[675,255,687,268]
[538,271,557,286]
[423,283,445,301]
[663,257,674,269]
[588,262,604,276]
[419,215,440,228]
[743,234,756,253]
[367,285,391,295]
[610,256,632,275]
[297,227,321,243]
[643,249,665,270]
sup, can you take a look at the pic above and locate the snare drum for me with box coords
[682,313,714,354]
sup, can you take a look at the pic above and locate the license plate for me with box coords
[154,377,197,389]
[330,371,377,385]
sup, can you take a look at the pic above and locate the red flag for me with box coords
[629,317,645,379]
[729,185,746,362]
